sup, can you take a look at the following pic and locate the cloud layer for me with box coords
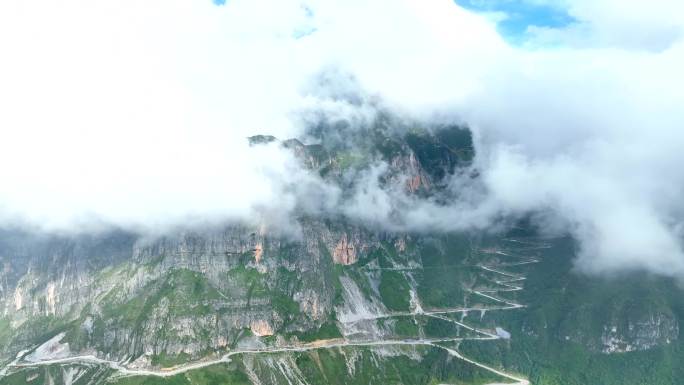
[1,0,684,277]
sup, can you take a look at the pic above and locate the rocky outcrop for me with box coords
[333,234,358,265]
[394,237,407,253]
[0,122,476,368]
[600,313,678,353]
[559,302,679,354]
[46,282,57,316]
[0,221,388,364]
[392,151,431,193]
[13,286,22,311]
[281,139,331,170]
[254,242,263,264]
[250,320,274,337]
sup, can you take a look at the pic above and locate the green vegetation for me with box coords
[288,345,504,385]
[97,267,227,328]
[123,269,223,320]
[227,265,269,305]
[434,125,475,162]
[150,352,192,368]
[416,267,470,309]
[378,270,411,311]
[6,216,683,385]
[271,292,300,319]
[111,363,251,385]
[415,235,473,309]
[404,125,473,182]
[0,364,115,385]
[8,315,68,349]
[0,318,12,348]
[461,336,683,385]
[423,316,462,338]
[393,317,419,337]
[335,151,368,170]
[290,321,342,342]
[458,235,684,385]
[270,267,303,325]
[247,135,277,145]
[0,346,507,385]
[374,135,405,160]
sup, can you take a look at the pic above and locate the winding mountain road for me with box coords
[3,241,540,385]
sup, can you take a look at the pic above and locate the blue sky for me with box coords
[454,0,575,43]
[211,0,574,44]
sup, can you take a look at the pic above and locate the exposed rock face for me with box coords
[255,124,474,199]
[296,291,323,320]
[333,234,358,265]
[0,221,394,365]
[395,152,431,193]
[559,302,679,354]
[250,320,274,337]
[13,287,22,311]
[254,242,263,264]
[600,313,679,353]
[46,282,57,316]
[394,237,407,253]
[282,139,330,170]
[24,333,70,362]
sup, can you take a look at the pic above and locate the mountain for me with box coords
[0,123,681,385]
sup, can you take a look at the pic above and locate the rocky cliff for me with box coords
[1,124,683,385]
[0,220,406,365]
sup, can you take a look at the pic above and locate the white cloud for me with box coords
[0,0,502,231]
[458,37,684,276]
[0,0,320,232]
[1,0,684,277]
[525,0,684,50]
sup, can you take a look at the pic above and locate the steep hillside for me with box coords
[1,124,682,385]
